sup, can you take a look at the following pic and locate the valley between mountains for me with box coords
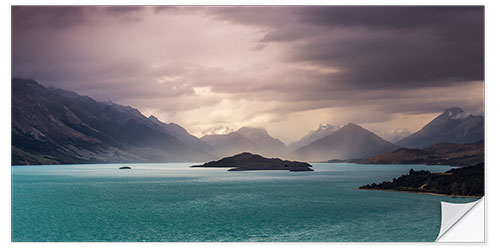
[12,78,484,167]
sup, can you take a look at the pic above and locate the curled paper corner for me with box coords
[435,197,484,242]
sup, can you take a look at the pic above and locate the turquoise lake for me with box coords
[11,163,478,242]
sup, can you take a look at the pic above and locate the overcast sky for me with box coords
[12,6,484,144]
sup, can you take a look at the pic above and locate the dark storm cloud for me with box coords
[12,6,87,30]
[12,6,147,30]
[211,6,484,89]
[289,29,482,88]
[296,6,482,31]
[11,6,484,141]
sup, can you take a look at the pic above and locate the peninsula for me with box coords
[191,152,314,172]
[359,163,484,197]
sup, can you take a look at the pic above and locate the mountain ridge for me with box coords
[12,79,484,166]
[12,78,216,165]
[396,107,484,148]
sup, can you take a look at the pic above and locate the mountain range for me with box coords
[287,107,483,161]
[12,78,216,164]
[12,78,485,165]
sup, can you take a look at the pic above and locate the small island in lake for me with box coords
[191,152,314,172]
[359,163,484,197]
[119,166,132,169]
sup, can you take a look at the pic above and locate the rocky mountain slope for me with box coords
[12,78,215,165]
[397,107,484,148]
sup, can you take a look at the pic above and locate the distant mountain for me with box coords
[381,128,411,143]
[288,123,340,151]
[200,132,260,157]
[235,127,288,156]
[148,115,215,154]
[201,127,288,158]
[12,78,215,165]
[363,140,484,166]
[397,107,484,148]
[191,152,313,172]
[293,123,398,161]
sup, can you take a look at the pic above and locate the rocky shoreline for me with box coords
[359,163,484,197]
[357,188,483,198]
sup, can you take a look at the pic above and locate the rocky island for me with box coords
[191,152,314,172]
[359,163,484,197]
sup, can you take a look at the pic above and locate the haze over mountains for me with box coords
[12,78,216,164]
[292,123,399,161]
[381,128,411,143]
[288,124,340,151]
[201,127,288,158]
[364,140,484,167]
[200,132,260,157]
[12,79,484,165]
[235,127,288,156]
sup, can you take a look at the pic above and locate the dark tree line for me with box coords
[360,163,484,196]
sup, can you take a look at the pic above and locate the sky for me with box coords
[11,6,484,144]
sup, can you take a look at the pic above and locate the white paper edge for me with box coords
[435,197,485,242]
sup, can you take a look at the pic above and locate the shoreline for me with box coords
[356,188,483,198]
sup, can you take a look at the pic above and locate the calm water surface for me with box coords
[11,163,478,242]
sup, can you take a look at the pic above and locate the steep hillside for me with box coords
[12,78,215,165]
[397,107,484,148]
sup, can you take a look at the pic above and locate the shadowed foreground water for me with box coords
[12,163,478,242]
